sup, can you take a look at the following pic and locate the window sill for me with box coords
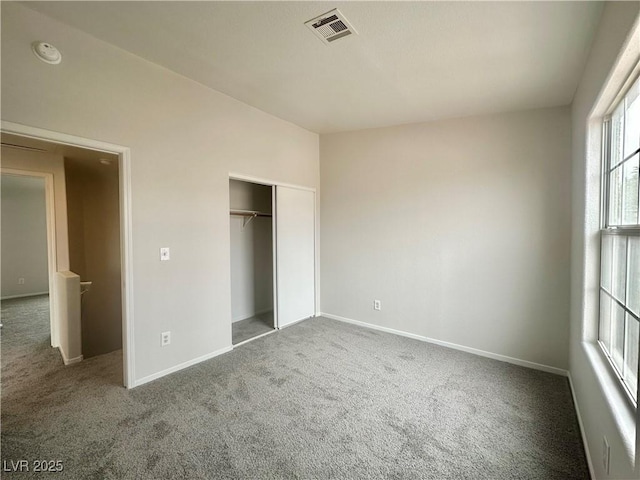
[582,341,636,464]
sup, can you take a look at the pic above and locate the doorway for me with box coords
[65,153,122,360]
[1,173,56,369]
[0,123,134,388]
[229,179,275,345]
[229,174,317,346]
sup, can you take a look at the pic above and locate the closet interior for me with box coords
[229,179,275,345]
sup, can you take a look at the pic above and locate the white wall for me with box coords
[0,3,319,383]
[321,106,572,370]
[229,180,273,322]
[1,147,69,272]
[1,174,49,298]
[570,2,640,479]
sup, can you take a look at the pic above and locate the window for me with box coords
[599,72,640,405]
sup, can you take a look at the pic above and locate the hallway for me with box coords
[1,295,61,381]
[1,294,123,477]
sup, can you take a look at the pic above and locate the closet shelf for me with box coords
[230,209,272,228]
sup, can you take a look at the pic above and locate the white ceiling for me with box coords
[24,1,603,134]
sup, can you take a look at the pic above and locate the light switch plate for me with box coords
[160,247,170,261]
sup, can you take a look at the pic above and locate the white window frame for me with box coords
[598,69,640,408]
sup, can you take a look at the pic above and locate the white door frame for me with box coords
[1,121,135,388]
[1,168,58,347]
[228,172,318,333]
[229,173,280,331]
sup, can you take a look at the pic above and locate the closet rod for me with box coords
[229,209,272,217]
[230,209,272,228]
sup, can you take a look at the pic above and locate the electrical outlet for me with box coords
[374,300,381,311]
[160,247,170,261]
[602,436,610,475]
[18,277,25,285]
[161,331,171,347]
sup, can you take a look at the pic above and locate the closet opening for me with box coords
[229,179,276,345]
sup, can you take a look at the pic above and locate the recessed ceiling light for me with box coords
[31,41,62,65]
[99,159,112,166]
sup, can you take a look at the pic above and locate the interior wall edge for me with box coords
[59,346,83,366]
[567,372,597,480]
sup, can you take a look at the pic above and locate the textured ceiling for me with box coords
[24,1,603,133]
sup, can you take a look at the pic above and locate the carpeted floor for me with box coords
[1,296,588,479]
[0,294,68,387]
[232,312,274,345]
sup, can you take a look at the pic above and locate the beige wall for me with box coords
[65,158,122,358]
[1,174,49,298]
[570,3,640,479]
[0,147,69,272]
[321,106,572,369]
[1,3,319,382]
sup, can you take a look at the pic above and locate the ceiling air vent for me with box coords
[305,9,357,45]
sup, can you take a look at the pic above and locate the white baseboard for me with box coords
[133,345,233,388]
[233,328,277,347]
[279,314,316,330]
[320,312,568,377]
[59,347,83,366]
[567,373,596,480]
[1,291,49,300]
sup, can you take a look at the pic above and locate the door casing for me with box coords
[228,172,318,336]
[1,121,135,388]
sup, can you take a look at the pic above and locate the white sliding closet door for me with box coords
[276,186,315,328]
